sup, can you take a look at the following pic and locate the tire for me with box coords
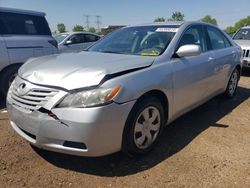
[122,96,165,156]
[223,68,240,98]
[0,65,20,96]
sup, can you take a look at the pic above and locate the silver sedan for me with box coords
[7,22,241,157]
[54,32,101,53]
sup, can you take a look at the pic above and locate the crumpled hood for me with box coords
[19,52,155,90]
[234,40,250,48]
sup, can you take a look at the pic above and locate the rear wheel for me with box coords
[0,65,20,96]
[223,68,240,98]
[122,96,165,156]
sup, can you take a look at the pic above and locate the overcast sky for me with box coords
[0,0,249,31]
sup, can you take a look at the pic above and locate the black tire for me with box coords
[122,96,165,156]
[223,68,240,99]
[0,65,20,96]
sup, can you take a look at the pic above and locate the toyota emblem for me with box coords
[16,83,28,96]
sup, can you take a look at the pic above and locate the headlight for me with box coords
[57,85,121,108]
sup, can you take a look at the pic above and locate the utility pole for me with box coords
[95,15,101,33]
[83,15,90,30]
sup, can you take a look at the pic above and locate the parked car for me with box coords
[0,7,58,96]
[54,32,101,53]
[7,22,241,157]
[233,26,250,69]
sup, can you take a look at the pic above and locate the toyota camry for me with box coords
[7,22,241,157]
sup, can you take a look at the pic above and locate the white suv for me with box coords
[0,7,58,95]
[233,26,250,69]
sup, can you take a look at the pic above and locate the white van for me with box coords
[0,7,58,95]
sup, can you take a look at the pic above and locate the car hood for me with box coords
[234,40,250,48]
[19,52,155,90]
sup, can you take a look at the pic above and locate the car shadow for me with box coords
[0,94,6,110]
[33,86,250,177]
[242,68,250,77]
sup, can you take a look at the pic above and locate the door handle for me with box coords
[208,57,214,63]
[232,51,237,58]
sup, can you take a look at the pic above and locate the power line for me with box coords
[83,15,90,30]
[83,15,103,32]
[95,15,102,32]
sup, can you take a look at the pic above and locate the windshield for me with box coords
[233,28,250,40]
[54,34,69,43]
[88,26,178,56]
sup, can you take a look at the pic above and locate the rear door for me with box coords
[0,12,55,64]
[0,37,9,72]
[171,25,214,117]
[206,26,235,93]
[0,17,9,70]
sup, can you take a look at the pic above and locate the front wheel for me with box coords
[223,68,240,98]
[0,65,20,96]
[122,96,165,156]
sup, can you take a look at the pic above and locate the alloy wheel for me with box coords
[228,70,238,96]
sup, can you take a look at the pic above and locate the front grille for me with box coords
[242,49,250,58]
[8,81,58,112]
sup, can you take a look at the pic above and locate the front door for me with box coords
[64,34,85,52]
[171,25,213,118]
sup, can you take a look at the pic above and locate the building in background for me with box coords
[101,25,126,35]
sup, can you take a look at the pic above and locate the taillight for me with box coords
[48,40,58,48]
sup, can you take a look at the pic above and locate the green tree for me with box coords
[57,23,66,33]
[73,25,84,32]
[226,26,237,34]
[234,16,250,30]
[200,15,218,26]
[168,11,185,21]
[96,31,102,35]
[88,27,96,33]
[154,17,166,22]
[226,16,250,34]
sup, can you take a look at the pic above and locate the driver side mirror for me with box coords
[176,44,201,57]
[64,40,73,45]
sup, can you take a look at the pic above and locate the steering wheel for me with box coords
[153,45,164,51]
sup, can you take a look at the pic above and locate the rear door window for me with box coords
[0,12,51,35]
[85,34,100,42]
[25,20,37,34]
[207,26,232,50]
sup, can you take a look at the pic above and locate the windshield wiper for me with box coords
[101,51,123,54]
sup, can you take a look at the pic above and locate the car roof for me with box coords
[126,21,212,28]
[129,21,184,27]
[0,7,45,16]
[58,32,100,36]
